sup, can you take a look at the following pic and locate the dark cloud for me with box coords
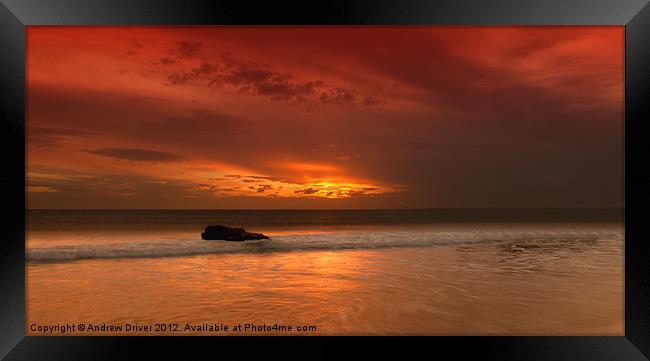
[295,188,318,195]
[224,175,292,184]
[165,59,325,103]
[159,48,383,107]
[192,62,219,76]
[157,57,175,65]
[320,88,356,105]
[247,175,286,181]
[166,72,191,85]
[125,41,144,56]
[170,41,203,59]
[256,184,273,193]
[84,148,182,163]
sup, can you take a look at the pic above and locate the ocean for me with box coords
[26,209,624,335]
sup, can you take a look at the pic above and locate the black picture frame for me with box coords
[1,0,649,359]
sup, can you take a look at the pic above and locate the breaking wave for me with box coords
[27,228,623,263]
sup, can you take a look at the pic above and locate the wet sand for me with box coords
[27,234,623,335]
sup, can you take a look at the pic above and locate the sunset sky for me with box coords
[27,26,623,209]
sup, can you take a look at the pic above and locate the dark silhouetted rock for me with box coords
[201,225,269,242]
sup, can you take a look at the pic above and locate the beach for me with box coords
[26,209,624,335]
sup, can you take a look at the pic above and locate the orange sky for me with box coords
[27,26,623,209]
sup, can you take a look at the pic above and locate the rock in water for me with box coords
[201,225,269,242]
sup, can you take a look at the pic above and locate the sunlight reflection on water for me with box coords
[27,224,623,335]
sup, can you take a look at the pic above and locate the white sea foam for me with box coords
[27,228,623,263]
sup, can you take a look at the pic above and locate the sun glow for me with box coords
[203,174,399,199]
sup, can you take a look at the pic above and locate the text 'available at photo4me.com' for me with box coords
[30,322,319,335]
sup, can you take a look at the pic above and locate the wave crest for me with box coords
[27,228,623,263]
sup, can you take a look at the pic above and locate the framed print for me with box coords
[1,0,649,359]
